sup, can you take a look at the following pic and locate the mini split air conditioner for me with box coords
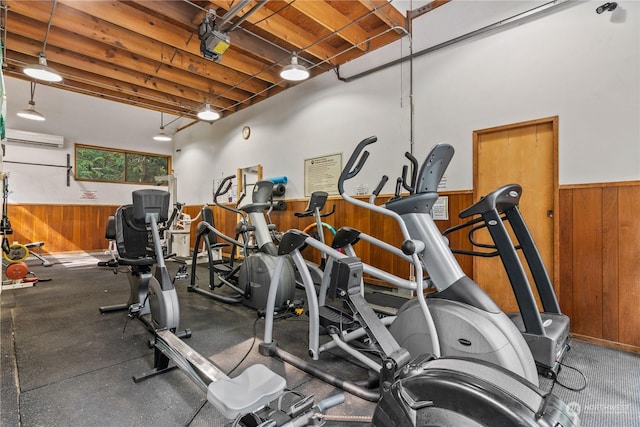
[5,128,64,148]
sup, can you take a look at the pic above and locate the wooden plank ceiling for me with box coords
[2,0,407,121]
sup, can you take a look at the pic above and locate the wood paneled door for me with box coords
[472,117,559,312]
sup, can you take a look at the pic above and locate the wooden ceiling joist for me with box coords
[3,0,408,119]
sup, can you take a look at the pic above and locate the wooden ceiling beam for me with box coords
[359,0,408,31]
[286,0,368,52]
[130,0,291,65]
[56,0,284,86]
[6,0,271,95]
[3,66,196,118]
[7,23,250,112]
[207,0,337,63]
[5,38,237,112]
[3,0,409,121]
[409,1,451,21]
[5,25,247,108]
[127,0,198,31]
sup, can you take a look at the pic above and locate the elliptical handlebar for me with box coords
[401,152,418,194]
[339,136,415,245]
[197,221,245,249]
[372,175,389,197]
[214,175,235,201]
[369,175,389,204]
[213,175,247,217]
[337,136,441,357]
[337,136,377,195]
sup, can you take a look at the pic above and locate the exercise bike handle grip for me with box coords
[338,136,377,194]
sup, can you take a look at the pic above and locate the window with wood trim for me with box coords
[74,144,171,184]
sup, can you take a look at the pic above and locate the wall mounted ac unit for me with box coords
[5,128,64,148]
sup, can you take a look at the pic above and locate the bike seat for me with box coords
[207,364,285,419]
[118,257,155,267]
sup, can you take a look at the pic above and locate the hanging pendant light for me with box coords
[153,112,172,141]
[22,1,62,83]
[23,53,62,83]
[197,102,221,121]
[280,52,309,82]
[17,82,46,121]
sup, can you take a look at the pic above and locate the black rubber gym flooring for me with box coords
[2,253,639,427]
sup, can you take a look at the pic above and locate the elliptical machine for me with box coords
[262,136,539,390]
[262,136,579,427]
[188,175,296,310]
[443,183,570,378]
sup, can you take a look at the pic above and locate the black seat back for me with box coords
[201,206,219,245]
[114,204,149,260]
[105,216,116,240]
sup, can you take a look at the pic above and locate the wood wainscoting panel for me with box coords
[5,204,120,254]
[559,181,640,351]
[617,185,640,348]
[602,187,620,343]
[8,183,637,351]
[571,187,604,339]
[558,190,574,323]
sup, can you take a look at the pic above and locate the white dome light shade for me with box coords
[153,112,173,141]
[23,54,63,83]
[197,103,221,121]
[153,130,172,142]
[280,53,309,82]
[17,103,46,121]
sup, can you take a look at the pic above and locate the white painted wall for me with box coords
[2,0,638,206]
[409,0,640,187]
[174,0,639,203]
[1,79,178,204]
[173,65,412,204]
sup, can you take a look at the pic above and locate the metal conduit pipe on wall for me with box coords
[336,0,573,83]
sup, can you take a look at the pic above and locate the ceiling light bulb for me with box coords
[23,53,63,83]
[197,103,221,121]
[17,102,46,121]
[280,54,309,82]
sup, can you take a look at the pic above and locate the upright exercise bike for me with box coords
[99,189,189,338]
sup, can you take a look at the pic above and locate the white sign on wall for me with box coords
[304,153,342,196]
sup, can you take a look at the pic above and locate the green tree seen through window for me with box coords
[75,144,170,184]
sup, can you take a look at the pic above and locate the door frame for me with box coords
[472,116,560,295]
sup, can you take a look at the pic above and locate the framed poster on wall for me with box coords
[304,153,342,196]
